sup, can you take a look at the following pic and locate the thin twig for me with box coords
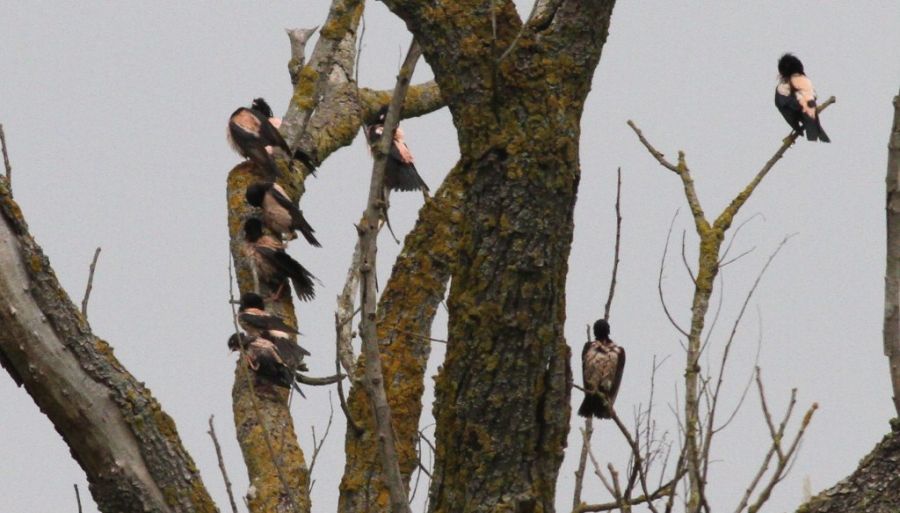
[81,247,102,318]
[307,393,335,494]
[604,167,623,320]
[0,124,11,189]
[207,415,239,513]
[610,409,661,513]
[74,484,83,513]
[334,314,362,435]
[659,210,690,338]
[680,231,697,285]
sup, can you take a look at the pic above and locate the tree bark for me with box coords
[797,420,900,513]
[0,178,216,513]
[376,1,617,511]
[884,90,900,416]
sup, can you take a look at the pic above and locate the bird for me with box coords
[365,105,430,193]
[245,181,321,247]
[578,319,625,419]
[227,99,291,178]
[243,218,317,301]
[237,292,303,342]
[250,98,319,175]
[775,54,830,142]
[227,332,308,392]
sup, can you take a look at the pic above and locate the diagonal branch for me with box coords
[356,38,422,513]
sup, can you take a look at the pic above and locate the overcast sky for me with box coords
[1,2,899,512]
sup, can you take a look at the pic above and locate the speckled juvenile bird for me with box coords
[578,319,626,419]
[365,105,429,193]
[775,54,830,142]
[245,181,320,247]
[243,219,316,301]
[227,98,292,178]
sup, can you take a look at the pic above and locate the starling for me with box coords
[243,219,316,301]
[775,54,830,142]
[365,106,429,193]
[245,181,320,247]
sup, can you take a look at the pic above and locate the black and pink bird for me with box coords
[365,106,429,193]
[227,99,291,178]
[237,292,304,344]
[243,218,317,301]
[245,181,320,247]
[227,332,308,391]
[578,319,626,419]
[775,54,830,142]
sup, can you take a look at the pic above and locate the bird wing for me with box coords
[608,345,626,404]
[239,310,300,335]
[269,184,321,247]
[255,246,317,301]
[581,341,605,393]
[247,108,291,155]
[271,337,312,366]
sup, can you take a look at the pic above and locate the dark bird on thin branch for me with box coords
[578,319,626,419]
[775,54,830,142]
[243,218,317,301]
[245,181,321,247]
[365,105,429,193]
[228,333,309,393]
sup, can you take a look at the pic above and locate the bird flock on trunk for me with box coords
[225,97,428,394]
[224,54,828,412]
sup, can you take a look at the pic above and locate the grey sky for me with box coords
[1,1,898,512]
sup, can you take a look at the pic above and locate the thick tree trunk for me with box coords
[884,90,900,416]
[0,179,216,513]
[377,1,616,511]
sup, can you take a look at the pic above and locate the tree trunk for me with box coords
[377,1,616,511]
[0,178,216,513]
[884,90,900,416]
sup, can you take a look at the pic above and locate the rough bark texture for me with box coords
[0,178,216,513]
[797,420,900,513]
[884,91,900,416]
[372,1,617,512]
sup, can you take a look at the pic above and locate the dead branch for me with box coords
[295,373,345,386]
[207,415,239,513]
[307,394,335,494]
[604,167,623,320]
[74,484,83,513]
[81,247,101,318]
[334,313,362,435]
[610,409,661,513]
[0,123,10,188]
[733,369,818,513]
[659,210,690,338]
[680,231,697,285]
[356,38,422,513]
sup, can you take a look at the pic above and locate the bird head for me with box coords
[227,332,253,351]
[778,53,804,79]
[243,217,264,243]
[593,319,610,340]
[239,292,266,312]
[251,98,274,118]
[245,182,271,207]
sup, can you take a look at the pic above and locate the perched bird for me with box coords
[775,54,830,142]
[245,181,321,247]
[227,99,291,177]
[578,319,626,419]
[237,292,301,341]
[227,333,308,392]
[243,218,317,301]
[365,106,429,193]
[250,98,319,175]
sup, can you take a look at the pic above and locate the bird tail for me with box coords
[293,149,318,176]
[578,393,611,419]
[293,213,322,248]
